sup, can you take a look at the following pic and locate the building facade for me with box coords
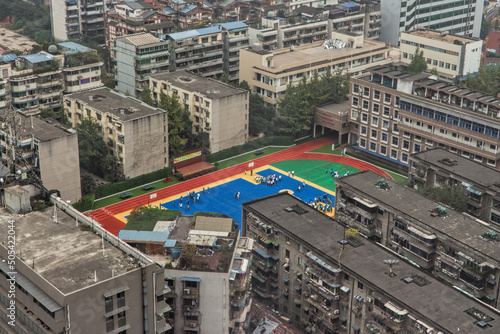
[239,32,393,105]
[409,148,500,226]
[400,29,482,80]
[380,0,484,46]
[104,0,174,50]
[64,87,168,178]
[150,70,249,153]
[166,21,250,82]
[0,198,168,334]
[0,108,82,203]
[114,33,170,97]
[243,192,500,333]
[50,0,117,41]
[335,170,500,309]
[346,64,500,170]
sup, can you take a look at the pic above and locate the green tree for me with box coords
[239,80,250,91]
[406,47,427,74]
[158,91,189,155]
[418,184,468,212]
[220,72,230,84]
[463,66,500,96]
[139,87,154,106]
[76,116,116,180]
[481,18,492,40]
[80,173,97,196]
[276,69,349,137]
[249,93,275,135]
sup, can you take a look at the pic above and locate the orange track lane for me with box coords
[87,138,391,235]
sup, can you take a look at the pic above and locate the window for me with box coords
[117,292,125,308]
[286,249,290,258]
[362,113,368,123]
[391,149,398,159]
[393,123,399,133]
[363,87,370,97]
[357,282,364,290]
[414,135,421,141]
[452,64,457,71]
[414,144,421,152]
[403,52,408,58]
[449,146,457,153]
[184,93,189,100]
[445,63,451,69]
[401,152,409,162]
[392,136,399,146]
[205,101,210,107]
[370,142,376,151]
[361,126,367,136]
[371,129,378,139]
[403,140,410,150]
[380,146,387,155]
[382,120,389,129]
[487,159,497,167]
[372,116,379,126]
[344,273,350,281]
[384,93,391,104]
[374,90,380,100]
[106,315,114,332]
[353,84,359,93]
[352,96,359,106]
[426,139,433,145]
[362,100,369,110]
[383,106,390,116]
[439,61,444,67]
[373,103,380,113]
[433,59,437,66]
[381,133,388,142]
[360,138,366,147]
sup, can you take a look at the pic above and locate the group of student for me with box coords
[256,173,282,185]
[327,168,349,178]
[307,196,333,213]
[174,187,210,211]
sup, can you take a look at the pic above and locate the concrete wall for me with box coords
[380,0,401,46]
[50,0,70,42]
[39,132,81,203]
[115,41,138,97]
[463,40,483,76]
[211,92,248,153]
[123,112,168,178]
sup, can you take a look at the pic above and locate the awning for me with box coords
[353,196,377,208]
[340,286,350,293]
[156,305,172,315]
[254,248,271,259]
[384,301,408,316]
[271,255,279,261]
[354,294,364,302]
[407,226,436,240]
[181,277,201,282]
[461,181,471,187]
[156,323,172,333]
[466,187,483,196]
[282,277,290,282]
[339,316,347,323]
[294,298,302,305]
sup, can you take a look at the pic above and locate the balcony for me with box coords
[183,288,199,297]
[184,321,200,331]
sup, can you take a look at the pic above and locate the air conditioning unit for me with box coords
[333,309,339,315]
[334,295,340,300]
[184,289,191,294]
[366,297,372,303]
[190,323,196,328]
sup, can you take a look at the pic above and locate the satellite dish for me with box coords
[16,170,21,175]
[48,45,58,54]
[383,259,399,276]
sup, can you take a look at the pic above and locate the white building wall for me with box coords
[115,41,138,97]
[50,0,71,42]
[463,40,483,76]
[380,0,402,46]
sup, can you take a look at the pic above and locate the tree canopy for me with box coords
[275,69,349,137]
[418,184,468,212]
[158,91,191,156]
[249,93,275,135]
[406,47,427,74]
[462,65,500,96]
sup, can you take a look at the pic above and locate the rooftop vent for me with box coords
[374,179,390,190]
[284,204,308,215]
[322,39,347,50]
[438,158,457,166]
[179,76,193,83]
[430,205,447,217]
[482,230,498,241]
[465,307,493,323]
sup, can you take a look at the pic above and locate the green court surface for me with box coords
[271,160,361,192]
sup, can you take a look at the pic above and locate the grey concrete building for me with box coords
[150,71,248,153]
[409,148,500,226]
[335,170,500,309]
[64,87,168,178]
[243,192,500,334]
[0,197,168,334]
[114,33,170,98]
[0,108,82,203]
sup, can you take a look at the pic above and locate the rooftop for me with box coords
[244,193,500,333]
[117,32,163,46]
[0,207,140,294]
[337,170,500,264]
[19,53,54,64]
[57,42,92,55]
[167,26,221,41]
[65,88,165,122]
[316,100,350,115]
[403,28,481,44]
[411,148,500,188]
[264,39,388,71]
[150,70,247,99]
[0,109,75,142]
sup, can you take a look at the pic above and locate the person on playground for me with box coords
[298,184,301,192]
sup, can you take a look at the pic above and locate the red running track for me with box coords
[88,137,391,235]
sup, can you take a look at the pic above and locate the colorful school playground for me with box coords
[88,138,391,236]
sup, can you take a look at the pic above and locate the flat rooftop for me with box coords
[269,39,388,70]
[244,193,500,333]
[117,32,163,46]
[337,170,500,264]
[0,109,75,142]
[150,70,247,99]
[411,148,500,188]
[403,28,480,44]
[66,88,165,122]
[0,208,139,294]
[316,100,350,115]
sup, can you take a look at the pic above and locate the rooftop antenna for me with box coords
[383,259,399,277]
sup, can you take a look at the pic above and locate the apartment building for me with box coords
[150,70,248,153]
[156,216,253,333]
[346,64,500,169]
[328,1,382,40]
[0,197,169,334]
[380,0,484,46]
[336,170,500,309]
[239,31,393,105]
[409,148,500,226]
[243,192,500,333]
[114,32,170,97]
[58,42,105,94]
[64,87,168,178]
[0,107,82,203]
[50,0,117,41]
[105,0,174,50]
[166,21,249,82]
[400,29,482,80]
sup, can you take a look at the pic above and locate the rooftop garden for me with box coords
[65,51,101,67]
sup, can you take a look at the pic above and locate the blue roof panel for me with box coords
[168,26,220,40]
[179,4,197,13]
[217,21,248,30]
[20,53,54,64]
[340,2,360,7]
[57,42,92,54]
[2,54,17,62]
[118,230,170,243]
